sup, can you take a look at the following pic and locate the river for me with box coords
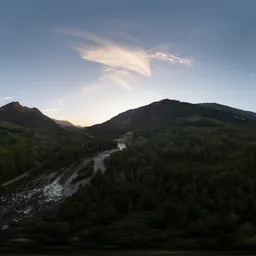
[0,142,251,255]
[0,141,126,230]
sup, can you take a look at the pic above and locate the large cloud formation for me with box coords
[57,28,194,91]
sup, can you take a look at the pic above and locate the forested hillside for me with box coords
[86,99,256,139]
[0,121,116,185]
[5,126,256,250]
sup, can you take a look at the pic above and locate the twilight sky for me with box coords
[1,0,256,125]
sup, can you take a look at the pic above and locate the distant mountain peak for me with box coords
[0,101,60,131]
[4,101,22,108]
[153,99,180,104]
[52,118,75,127]
[2,101,42,114]
[86,98,256,138]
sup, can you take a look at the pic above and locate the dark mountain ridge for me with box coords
[86,99,256,138]
[198,102,256,121]
[2,99,256,137]
[0,101,59,131]
[52,118,75,127]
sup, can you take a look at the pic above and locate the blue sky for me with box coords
[1,0,256,125]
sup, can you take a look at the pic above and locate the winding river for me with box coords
[0,141,126,230]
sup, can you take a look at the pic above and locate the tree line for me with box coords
[3,126,256,250]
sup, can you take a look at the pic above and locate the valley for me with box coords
[1,100,256,252]
[0,139,126,233]
[3,0,256,253]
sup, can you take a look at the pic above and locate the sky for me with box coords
[1,0,256,126]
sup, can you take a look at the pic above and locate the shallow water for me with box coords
[0,142,126,229]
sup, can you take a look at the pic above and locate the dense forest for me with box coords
[3,125,256,250]
[0,121,116,184]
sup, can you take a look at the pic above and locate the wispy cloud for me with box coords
[57,28,194,91]
[3,96,15,100]
[73,44,151,76]
[100,67,134,91]
[42,108,59,112]
[148,51,193,67]
[82,83,105,93]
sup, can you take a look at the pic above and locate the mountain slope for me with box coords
[86,99,256,138]
[52,118,75,127]
[198,103,256,121]
[0,102,60,131]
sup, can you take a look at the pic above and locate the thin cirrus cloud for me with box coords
[73,44,151,76]
[82,67,134,92]
[148,52,194,67]
[100,67,135,91]
[57,28,194,91]
[3,96,15,100]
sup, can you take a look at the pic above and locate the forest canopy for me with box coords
[4,125,256,250]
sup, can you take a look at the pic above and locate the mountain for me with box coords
[198,103,256,121]
[53,118,84,132]
[86,99,256,138]
[0,101,60,131]
[52,118,75,127]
